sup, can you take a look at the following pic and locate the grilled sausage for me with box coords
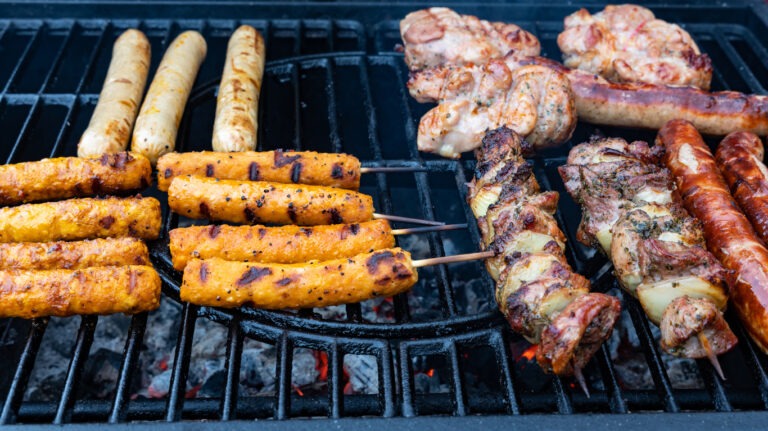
[0,196,161,243]
[212,25,266,152]
[0,152,151,206]
[505,55,768,136]
[78,29,151,158]
[156,150,361,191]
[658,119,768,354]
[0,265,161,319]
[0,237,149,270]
[181,248,418,309]
[169,219,394,270]
[132,31,207,165]
[167,176,374,225]
[715,132,768,243]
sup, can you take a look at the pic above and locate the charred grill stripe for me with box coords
[331,163,344,179]
[206,164,214,177]
[249,162,260,181]
[200,262,209,282]
[274,150,302,167]
[237,267,272,286]
[209,224,221,238]
[287,202,297,223]
[329,208,343,224]
[275,277,294,286]
[164,168,173,178]
[366,250,395,274]
[199,203,211,219]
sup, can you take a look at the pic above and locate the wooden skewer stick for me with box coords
[572,363,591,398]
[391,223,467,235]
[698,332,726,380]
[360,167,427,174]
[373,213,445,226]
[412,250,495,268]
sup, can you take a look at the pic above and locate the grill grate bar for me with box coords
[109,313,148,424]
[53,315,97,424]
[594,344,628,413]
[324,59,342,154]
[734,321,768,409]
[713,30,766,94]
[274,333,292,419]
[219,320,243,420]
[5,96,41,163]
[49,97,78,157]
[0,318,48,425]
[74,22,109,95]
[447,342,467,415]
[2,23,43,95]
[165,303,198,422]
[398,343,415,417]
[378,340,396,417]
[290,64,302,150]
[696,359,732,412]
[551,376,574,414]
[37,23,75,94]
[490,330,520,415]
[327,343,344,418]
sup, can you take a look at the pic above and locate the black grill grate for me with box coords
[0,2,768,428]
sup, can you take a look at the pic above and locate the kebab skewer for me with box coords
[559,135,737,376]
[466,126,621,383]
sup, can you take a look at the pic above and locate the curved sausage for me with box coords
[78,29,151,158]
[715,132,768,243]
[658,119,768,353]
[156,150,361,191]
[167,176,374,226]
[181,248,417,309]
[169,220,394,270]
[132,31,207,165]
[0,152,151,205]
[0,237,149,270]
[212,25,266,152]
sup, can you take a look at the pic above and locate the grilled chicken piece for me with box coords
[557,5,712,89]
[466,127,619,377]
[400,7,540,71]
[409,62,576,158]
[559,137,735,359]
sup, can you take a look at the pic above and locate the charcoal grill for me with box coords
[1,1,768,429]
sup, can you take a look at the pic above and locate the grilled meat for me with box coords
[400,7,540,71]
[0,237,149,270]
[467,127,620,376]
[559,136,736,358]
[558,5,712,89]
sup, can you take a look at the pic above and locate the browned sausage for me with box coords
[181,248,418,309]
[167,176,374,225]
[0,265,161,318]
[658,119,768,354]
[0,237,149,270]
[715,132,768,243]
[169,220,394,270]
[0,152,151,206]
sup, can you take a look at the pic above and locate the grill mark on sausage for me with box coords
[237,266,272,285]
[99,216,116,229]
[209,224,221,238]
[206,164,215,177]
[249,162,260,181]
[274,150,302,167]
[329,208,343,224]
[290,163,303,183]
[287,202,297,223]
[164,168,173,178]
[245,206,257,223]
[200,262,209,283]
[331,163,344,179]
[366,250,396,274]
[300,227,313,237]
[199,203,211,219]
[258,228,267,239]
[275,276,295,287]
[340,223,360,240]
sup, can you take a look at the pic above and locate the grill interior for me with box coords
[1,1,768,427]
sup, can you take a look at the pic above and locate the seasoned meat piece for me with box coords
[660,296,738,358]
[558,5,712,89]
[0,237,149,270]
[411,62,576,157]
[400,7,540,71]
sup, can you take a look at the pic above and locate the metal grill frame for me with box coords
[0,1,767,429]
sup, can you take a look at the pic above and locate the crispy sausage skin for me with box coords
[212,25,266,152]
[0,237,149,270]
[659,119,768,353]
[0,196,161,243]
[132,31,207,165]
[167,176,374,225]
[170,220,394,270]
[181,248,417,309]
[78,29,151,158]
[0,265,161,318]
[715,132,768,243]
[505,55,768,136]
[156,150,361,191]
[0,152,151,205]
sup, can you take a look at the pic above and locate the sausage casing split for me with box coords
[0,152,151,206]
[659,119,768,353]
[169,219,395,270]
[156,150,362,191]
[0,196,162,243]
[181,248,418,309]
[132,31,207,164]
[78,29,151,158]
[715,132,768,243]
[212,25,266,152]
[167,176,374,225]
[0,237,149,270]
[0,265,161,319]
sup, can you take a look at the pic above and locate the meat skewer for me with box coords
[181,247,492,310]
[169,220,466,270]
[168,175,443,226]
[659,119,768,355]
[559,134,736,377]
[0,152,151,206]
[0,237,149,270]
[156,150,424,192]
[465,127,620,384]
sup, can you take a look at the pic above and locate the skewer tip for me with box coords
[698,332,726,380]
[572,364,590,398]
[412,250,495,268]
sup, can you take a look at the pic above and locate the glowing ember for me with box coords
[293,384,305,397]
[314,351,329,382]
[426,369,435,378]
[520,345,537,361]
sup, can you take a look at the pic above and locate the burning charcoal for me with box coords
[315,305,347,320]
[148,369,173,398]
[77,348,124,399]
[198,369,227,398]
[292,348,320,387]
[240,339,278,396]
[343,355,378,394]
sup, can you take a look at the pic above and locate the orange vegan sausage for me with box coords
[181,248,418,309]
[169,220,395,270]
[156,150,361,191]
[0,237,149,270]
[167,176,374,225]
